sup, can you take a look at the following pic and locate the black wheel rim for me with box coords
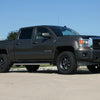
[0,58,4,66]
[60,56,71,70]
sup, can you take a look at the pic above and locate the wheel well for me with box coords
[56,46,74,54]
[53,46,75,65]
[0,49,7,54]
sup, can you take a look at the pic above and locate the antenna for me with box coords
[58,16,59,25]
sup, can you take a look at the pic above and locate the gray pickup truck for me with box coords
[0,25,100,74]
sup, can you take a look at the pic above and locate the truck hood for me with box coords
[79,35,100,39]
[57,35,100,43]
[61,35,100,39]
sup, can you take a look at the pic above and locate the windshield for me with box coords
[50,26,79,36]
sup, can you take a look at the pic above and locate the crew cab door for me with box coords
[15,26,55,60]
[15,27,34,60]
[31,26,55,60]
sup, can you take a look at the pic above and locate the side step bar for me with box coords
[14,63,50,65]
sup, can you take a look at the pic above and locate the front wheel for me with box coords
[87,65,100,73]
[57,51,77,74]
[25,65,40,72]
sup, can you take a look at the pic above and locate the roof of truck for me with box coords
[20,25,65,30]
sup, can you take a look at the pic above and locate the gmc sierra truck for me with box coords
[0,25,100,74]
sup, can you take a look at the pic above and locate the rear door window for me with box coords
[19,28,33,39]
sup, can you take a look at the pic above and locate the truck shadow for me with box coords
[9,69,100,75]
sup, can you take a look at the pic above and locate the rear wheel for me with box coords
[25,65,40,72]
[0,54,12,73]
[87,65,100,73]
[57,51,77,74]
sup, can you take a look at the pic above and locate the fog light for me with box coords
[82,53,87,57]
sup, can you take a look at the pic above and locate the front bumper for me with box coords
[75,48,100,65]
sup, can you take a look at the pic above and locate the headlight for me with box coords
[79,38,93,48]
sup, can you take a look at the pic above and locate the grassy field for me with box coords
[12,65,53,68]
[12,65,88,70]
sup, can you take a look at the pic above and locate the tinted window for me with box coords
[50,26,79,36]
[19,28,33,39]
[35,27,50,39]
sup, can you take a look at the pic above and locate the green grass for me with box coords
[12,65,25,68]
[12,65,53,68]
[40,65,53,67]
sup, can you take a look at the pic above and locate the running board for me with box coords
[14,63,50,65]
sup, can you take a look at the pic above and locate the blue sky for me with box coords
[0,0,100,39]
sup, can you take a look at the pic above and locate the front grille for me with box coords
[93,39,100,49]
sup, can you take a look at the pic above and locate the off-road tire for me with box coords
[57,51,77,74]
[0,54,12,73]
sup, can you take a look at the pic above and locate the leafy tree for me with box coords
[7,31,17,40]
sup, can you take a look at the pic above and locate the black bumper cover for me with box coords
[76,49,100,65]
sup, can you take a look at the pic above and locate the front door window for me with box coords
[35,27,50,40]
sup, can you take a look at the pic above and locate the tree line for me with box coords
[7,31,17,40]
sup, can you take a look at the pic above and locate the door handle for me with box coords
[16,43,21,45]
[32,42,38,44]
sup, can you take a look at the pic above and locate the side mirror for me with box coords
[42,33,51,38]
